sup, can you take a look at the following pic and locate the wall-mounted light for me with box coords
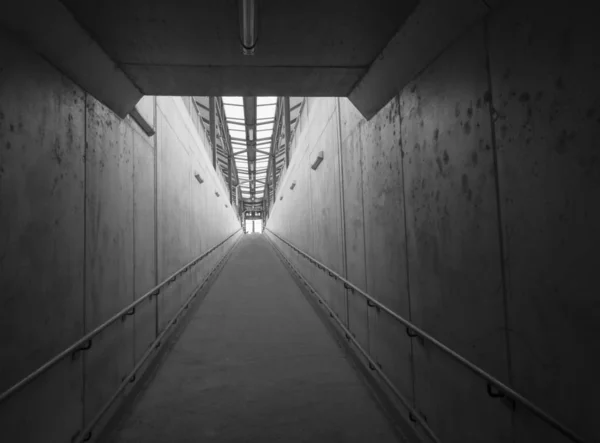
[215,191,220,197]
[225,204,229,208]
[311,151,324,170]
[290,181,297,190]
[280,196,283,200]
[194,171,204,184]
[239,0,257,56]
[248,128,254,141]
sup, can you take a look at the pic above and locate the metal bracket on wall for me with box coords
[488,383,517,410]
[71,430,92,443]
[290,181,296,190]
[71,340,92,360]
[310,151,324,170]
[406,327,419,338]
[194,172,204,184]
[120,307,136,322]
[366,299,381,312]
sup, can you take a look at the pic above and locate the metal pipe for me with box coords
[0,230,242,405]
[265,228,587,443]
[239,0,257,55]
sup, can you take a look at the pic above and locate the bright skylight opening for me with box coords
[256,105,276,119]
[224,104,244,120]
[222,96,278,209]
[257,97,277,105]
[223,97,244,105]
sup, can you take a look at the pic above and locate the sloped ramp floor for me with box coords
[104,234,401,443]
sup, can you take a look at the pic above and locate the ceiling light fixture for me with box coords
[239,0,257,56]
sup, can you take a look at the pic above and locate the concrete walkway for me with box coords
[106,234,401,443]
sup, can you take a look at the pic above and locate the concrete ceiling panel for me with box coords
[60,0,417,67]
[1,0,142,118]
[122,65,366,97]
[348,0,496,120]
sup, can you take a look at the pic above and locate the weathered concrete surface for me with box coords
[268,2,599,440]
[306,100,345,320]
[489,2,600,441]
[340,115,369,352]
[103,235,401,443]
[349,0,493,119]
[133,128,157,360]
[0,33,85,443]
[0,31,241,442]
[400,24,511,443]
[84,97,135,424]
[1,1,141,118]
[360,99,414,411]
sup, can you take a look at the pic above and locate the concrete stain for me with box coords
[555,130,576,155]
[471,151,478,166]
[461,174,472,202]
[5,141,11,150]
[500,125,508,139]
[443,150,450,165]
[436,157,443,174]
[483,91,492,104]
[464,121,472,135]
[519,92,531,102]
[467,106,474,119]
[53,139,63,164]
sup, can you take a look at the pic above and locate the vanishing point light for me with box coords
[239,0,257,56]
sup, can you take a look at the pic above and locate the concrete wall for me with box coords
[266,1,600,442]
[0,31,240,442]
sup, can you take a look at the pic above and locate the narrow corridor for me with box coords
[103,235,400,443]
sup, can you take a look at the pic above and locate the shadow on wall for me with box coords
[266,1,600,442]
[0,31,240,443]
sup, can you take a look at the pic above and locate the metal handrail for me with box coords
[0,229,241,405]
[265,234,440,443]
[72,232,243,443]
[265,228,586,443]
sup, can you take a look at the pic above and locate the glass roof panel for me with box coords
[229,129,246,138]
[224,104,245,120]
[222,96,278,207]
[222,97,244,105]
[257,97,277,105]
[257,104,276,119]
[257,129,273,139]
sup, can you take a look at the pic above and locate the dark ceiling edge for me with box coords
[57,0,145,109]
[348,0,502,120]
[1,0,142,118]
